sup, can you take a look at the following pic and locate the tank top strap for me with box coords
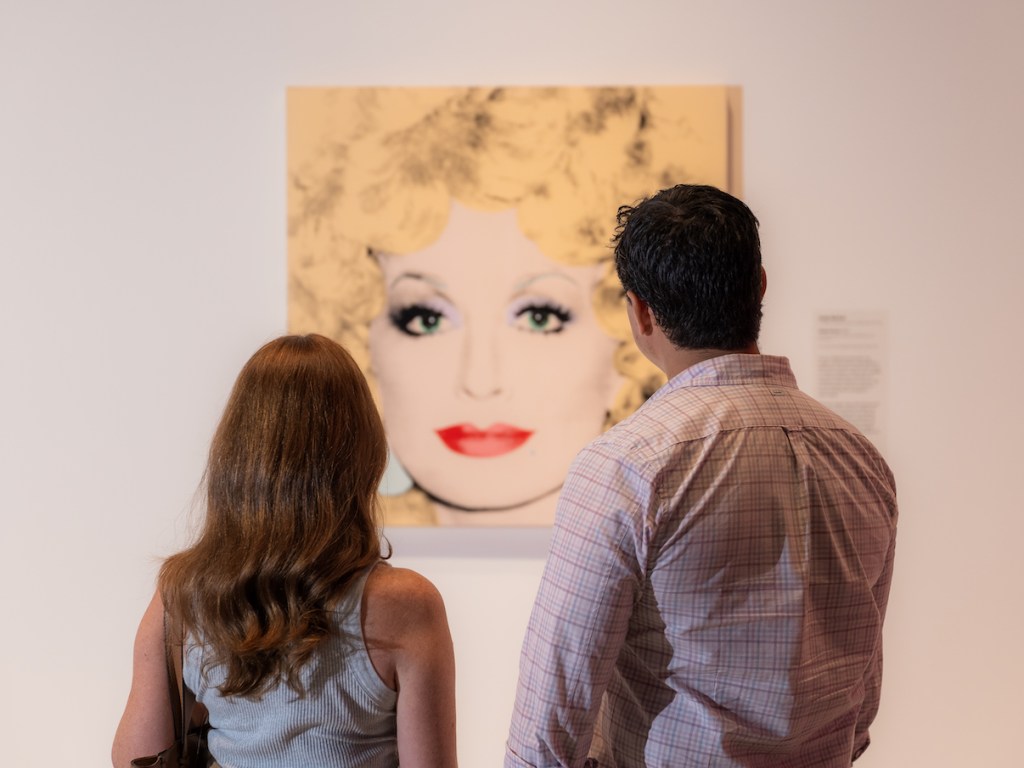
[332,561,382,636]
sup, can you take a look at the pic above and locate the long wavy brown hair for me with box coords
[159,334,388,697]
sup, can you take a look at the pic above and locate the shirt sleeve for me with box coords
[854,494,898,760]
[506,442,650,768]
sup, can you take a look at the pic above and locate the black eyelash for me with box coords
[517,302,573,333]
[389,304,444,336]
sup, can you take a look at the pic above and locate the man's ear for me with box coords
[626,291,655,336]
[760,267,767,299]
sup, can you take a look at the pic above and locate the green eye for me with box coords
[513,303,573,334]
[391,305,450,336]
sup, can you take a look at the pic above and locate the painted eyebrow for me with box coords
[388,272,450,294]
[514,271,583,292]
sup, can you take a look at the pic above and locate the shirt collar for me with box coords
[652,354,798,401]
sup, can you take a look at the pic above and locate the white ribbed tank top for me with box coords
[183,565,398,767]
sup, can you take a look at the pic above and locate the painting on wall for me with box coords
[287,86,741,527]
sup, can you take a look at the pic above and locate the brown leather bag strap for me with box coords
[163,608,211,767]
[162,609,186,748]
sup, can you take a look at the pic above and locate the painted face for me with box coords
[368,202,622,512]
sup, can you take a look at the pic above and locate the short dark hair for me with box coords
[613,184,763,350]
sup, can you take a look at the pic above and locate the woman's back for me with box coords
[186,564,398,767]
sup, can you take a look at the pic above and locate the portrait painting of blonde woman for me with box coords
[288,86,741,526]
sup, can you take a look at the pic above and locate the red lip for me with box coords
[436,423,534,457]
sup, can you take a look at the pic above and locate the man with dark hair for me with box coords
[506,184,898,767]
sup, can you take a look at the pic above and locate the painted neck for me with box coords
[431,488,560,526]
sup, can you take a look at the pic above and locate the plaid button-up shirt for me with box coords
[507,355,897,768]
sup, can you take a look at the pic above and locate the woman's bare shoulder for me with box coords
[360,564,452,692]
[363,563,448,631]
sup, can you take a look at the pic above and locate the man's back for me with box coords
[507,354,897,767]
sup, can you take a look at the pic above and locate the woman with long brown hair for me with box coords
[112,334,457,767]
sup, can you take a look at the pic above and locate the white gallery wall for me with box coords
[1,1,1022,765]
